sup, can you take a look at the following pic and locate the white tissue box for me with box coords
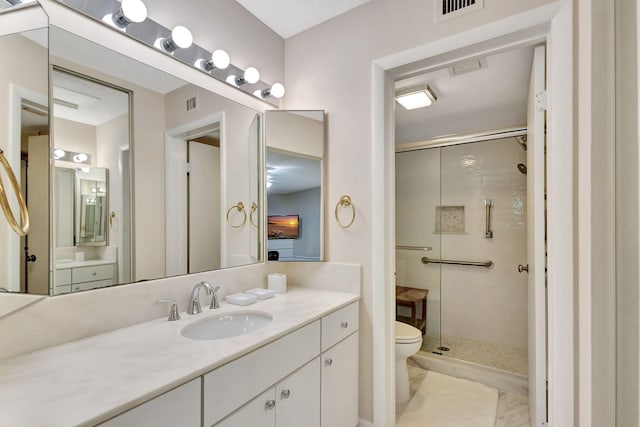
[226,292,258,306]
[245,288,275,300]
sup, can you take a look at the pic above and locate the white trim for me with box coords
[357,419,375,427]
[4,84,48,292]
[371,2,571,425]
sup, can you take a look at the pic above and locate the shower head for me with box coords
[516,135,527,151]
[517,163,527,175]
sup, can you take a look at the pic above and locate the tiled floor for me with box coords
[423,334,528,376]
[397,360,530,426]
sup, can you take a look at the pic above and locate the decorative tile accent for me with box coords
[435,205,465,233]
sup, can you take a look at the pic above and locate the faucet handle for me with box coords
[156,299,181,321]
[210,285,221,310]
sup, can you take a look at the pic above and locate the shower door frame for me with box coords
[370,3,579,427]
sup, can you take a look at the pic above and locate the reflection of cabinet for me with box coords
[216,357,320,427]
[55,263,115,294]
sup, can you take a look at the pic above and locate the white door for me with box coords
[188,140,221,273]
[215,388,276,427]
[321,332,359,427]
[26,135,49,295]
[527,44,547,426]
[276,357,320,427]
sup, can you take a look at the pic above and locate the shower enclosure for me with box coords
[395,136,528,375]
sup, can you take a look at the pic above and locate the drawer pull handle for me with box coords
[265,399,276,410]
[325,358,333,366]
[341,321,349,328]
[280,389,291,399]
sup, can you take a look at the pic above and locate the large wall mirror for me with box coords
[265,111,324,262]
[0,8,263,296]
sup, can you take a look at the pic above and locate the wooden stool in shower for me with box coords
[395,286,428,335]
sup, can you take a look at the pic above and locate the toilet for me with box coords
[395,321,423,404]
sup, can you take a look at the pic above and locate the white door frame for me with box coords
[165,112,225,276]
[370,2,574,426]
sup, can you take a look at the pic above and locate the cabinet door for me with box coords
[276,357,320,427]
[99,378,200,427]
[215,388,276,427]
[321,332,359,427]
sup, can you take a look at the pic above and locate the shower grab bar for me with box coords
[421,256,494,269]
[396,245,433,251]
[484,199,494,239]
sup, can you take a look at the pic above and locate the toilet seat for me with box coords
[395,321,422,344]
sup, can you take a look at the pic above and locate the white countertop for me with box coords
[0,287,359,427]
[55,259,116,270]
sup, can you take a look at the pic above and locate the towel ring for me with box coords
[249,202,258,228]
[0,149,29,236]
[335,195,355,228]
[226,202,247,228]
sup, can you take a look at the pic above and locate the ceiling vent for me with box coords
[447,57,488,77]
[435,0,484,24]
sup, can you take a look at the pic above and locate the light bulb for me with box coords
[157,26,193,53]
[171,26,193,49]
[226,75,238,86]
[270,83,285,98]
[73,153,88,163]
[235,67,260,86]
[197,49,230,72]
[105,0,147,30]
[53,149,66,159]
[244,67,260,84]
[211,50,230,69]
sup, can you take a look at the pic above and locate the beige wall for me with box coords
[283,0,557,421]
[53,118,97,162]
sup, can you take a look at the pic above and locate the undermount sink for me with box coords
[181,311,273,340]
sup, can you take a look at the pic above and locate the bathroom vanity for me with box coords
[0,287,359,427]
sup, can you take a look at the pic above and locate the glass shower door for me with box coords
[395,148,442,353]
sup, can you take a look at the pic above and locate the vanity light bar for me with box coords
[55,0,284,105]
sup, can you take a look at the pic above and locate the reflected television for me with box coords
[268,215,300,239]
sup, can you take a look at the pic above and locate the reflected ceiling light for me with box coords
[156,26,193,53]
[104,0,147,30]
[395,85,437,110]
[226,75,238,86]
[53,149,66,160]
[266,181,272,189]
[73,153,89,163]
[255,82,285,99]
[80,167,90,173]
[234,67,260,86]
[196,49,230,72]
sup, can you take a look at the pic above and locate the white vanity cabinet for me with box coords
[55,263,115,294]
[320,303,359,427]
[216,357,321,427]
[98,378,200,427]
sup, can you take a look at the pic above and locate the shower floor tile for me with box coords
[423,334,528,376]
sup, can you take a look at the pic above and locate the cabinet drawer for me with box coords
[72,279,113,292]
[321,302,359,352]
[55,269,71,286]
[72,264,113,283]
[99,378,201,427]
[203,320,320,426]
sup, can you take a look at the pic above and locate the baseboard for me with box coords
[411,352,529,397]
[357,418,374,427]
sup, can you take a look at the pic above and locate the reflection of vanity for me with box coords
[55,260,117,294]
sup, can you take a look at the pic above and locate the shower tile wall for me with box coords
[396,137,527,351]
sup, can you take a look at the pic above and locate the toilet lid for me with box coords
[395,321,422,343]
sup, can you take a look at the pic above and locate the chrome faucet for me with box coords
[188,281,221,314]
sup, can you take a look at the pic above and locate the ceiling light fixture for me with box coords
[53,149,66,160]
[234,66,260,86]
[73,153,89,163]
[196,49,230,72]
[395,85,437,110]
[104,0,147,30]
[255,82,285,99]
[156,26,193,53]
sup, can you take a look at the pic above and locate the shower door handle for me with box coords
[518,264,529,273]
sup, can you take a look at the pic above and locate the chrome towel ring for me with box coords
[0,149,29,236]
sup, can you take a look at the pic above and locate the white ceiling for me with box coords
[267,151,321,194]
[395,45,535,144]
[235,0,371,38]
